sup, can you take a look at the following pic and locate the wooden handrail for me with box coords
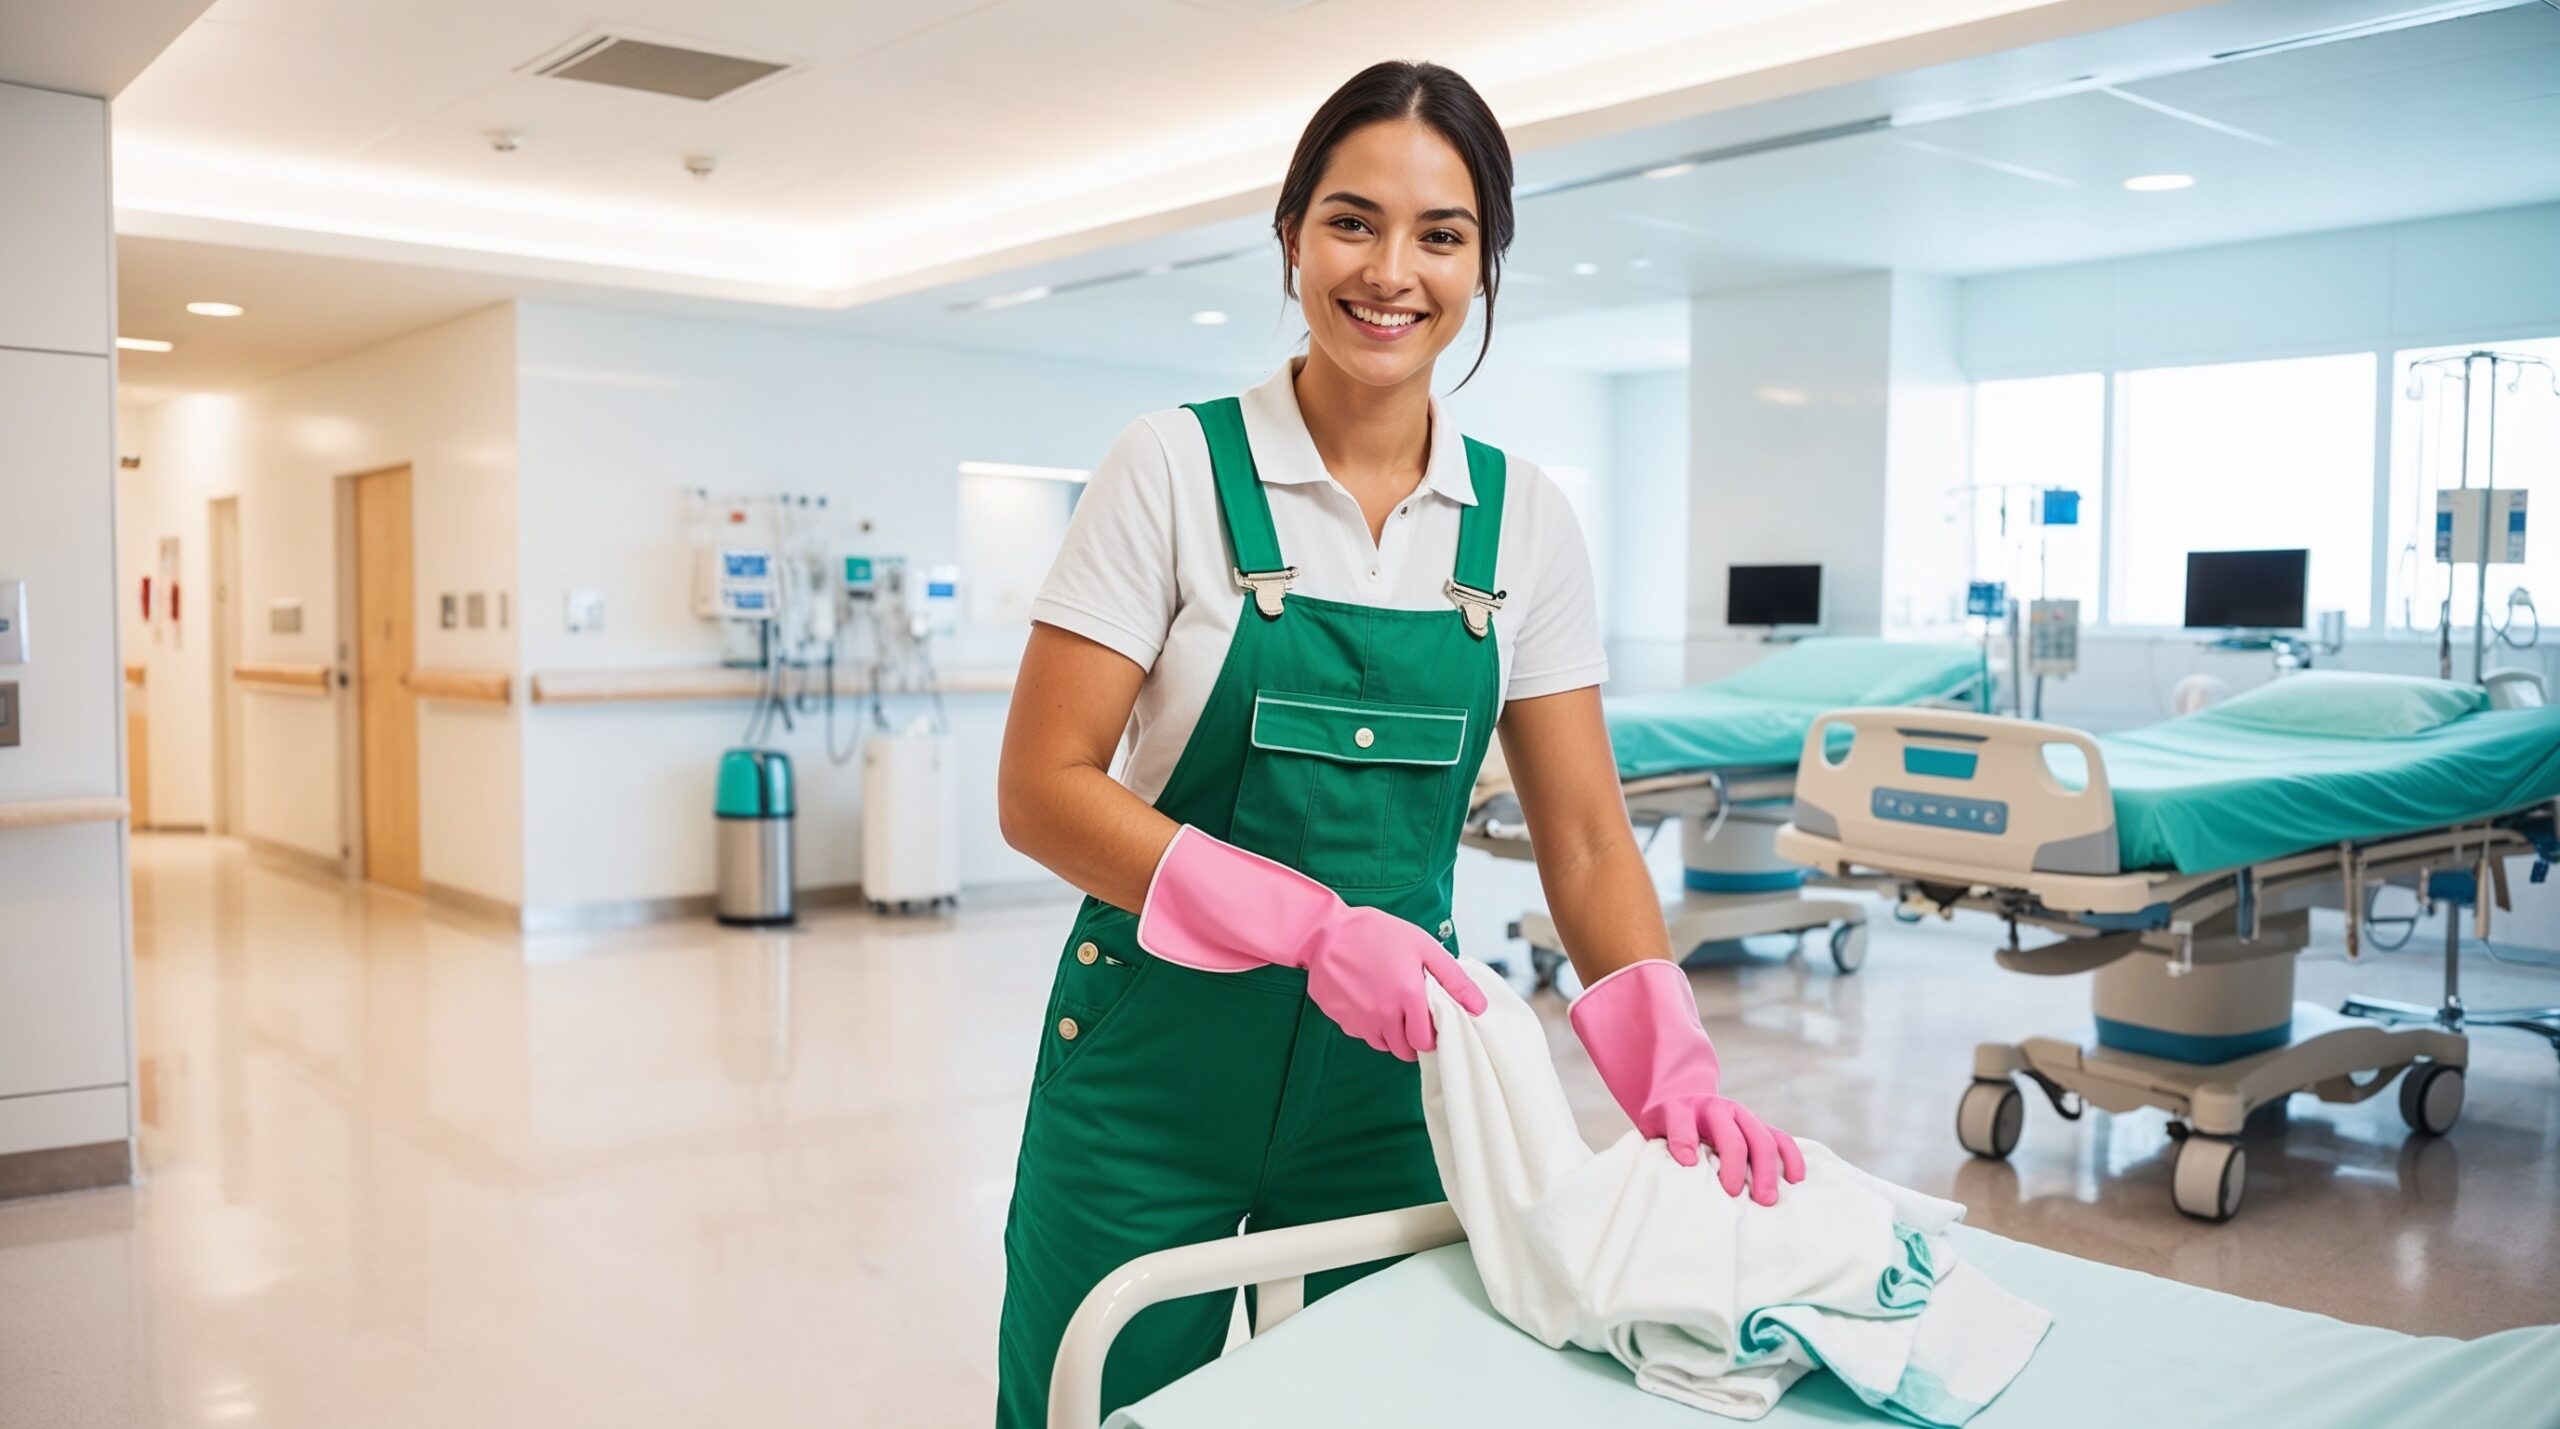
[235,662,332,693]
[529,665,1016,705]
[403,668,511,705]
[0,797,130,830]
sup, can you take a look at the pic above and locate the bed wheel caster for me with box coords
[2173,1135,2246,1223]
[1956,1079,2023,1160]
[2398,1062,2464,1137]
[1828,923,1867,975]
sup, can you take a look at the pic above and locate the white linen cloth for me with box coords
[1421,960,2050,1424]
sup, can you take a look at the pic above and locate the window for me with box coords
[2109,352,2376,628]
[1967,374,2103,614]
[2385,337,2560,636]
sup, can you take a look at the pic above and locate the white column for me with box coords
[0,80,135,1188]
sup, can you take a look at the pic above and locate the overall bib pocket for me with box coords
[1229,691,1467,891]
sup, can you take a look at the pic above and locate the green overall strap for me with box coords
[1448,435,1509,638]
[1185,398,1294,619]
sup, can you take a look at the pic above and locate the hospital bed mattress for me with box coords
[2102,704,2560,875]
[1610,642,1986,780]
[1111,1230,2560,1429]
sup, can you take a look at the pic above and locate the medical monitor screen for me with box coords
[1727,564,1823,629]
[2183,549,2307,630]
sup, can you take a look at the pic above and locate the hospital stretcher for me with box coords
[1053,1200,2560,1429]
[1462,639,1987,986]
[1770,684,2560,1222]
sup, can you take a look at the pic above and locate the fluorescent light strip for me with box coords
[1894,138,2076,187]
[2097,86,2278,146]
[958,461,1090,483]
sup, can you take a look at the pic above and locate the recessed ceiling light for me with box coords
[1191,310,1229,325]
[1572,262,1598,276]
[2122,174,2194,192]
[117,337,175,352]
[186,301,245,317]
[1629,256,1653,269]
[1640,162,1698,180]
[976,285,1052,311]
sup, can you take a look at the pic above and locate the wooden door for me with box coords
[354,467,420,893]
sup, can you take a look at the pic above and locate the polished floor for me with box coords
[4,834,2558,1427]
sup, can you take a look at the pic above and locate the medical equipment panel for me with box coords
[2027,598,2078,676]
[2436,487,2528,565]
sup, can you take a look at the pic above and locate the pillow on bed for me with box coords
[2202,671,2487,737]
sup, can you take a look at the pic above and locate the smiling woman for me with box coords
[1273,61,1515,393]
[990,58,1799,1429]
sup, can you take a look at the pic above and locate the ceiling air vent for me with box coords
[530,35,788,102]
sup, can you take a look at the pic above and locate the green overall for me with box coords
[994,397,1510,1428]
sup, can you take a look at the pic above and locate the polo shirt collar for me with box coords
[1238,361,1477,506]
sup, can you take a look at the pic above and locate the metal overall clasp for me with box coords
[1444,578,1506,639]
[1233,566,1297,620]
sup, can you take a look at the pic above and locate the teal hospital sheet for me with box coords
[1609,642,1986,781]
[2100,704,2560,875]
[1112,1232,2560,1429]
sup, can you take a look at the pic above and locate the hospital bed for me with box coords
[1464,639,1987,986]
[1053,1200,2560,1429]
[1770,672,2560,1222]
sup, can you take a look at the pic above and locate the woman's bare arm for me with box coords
[997,623,1183,913]
[1496,686,1673,983]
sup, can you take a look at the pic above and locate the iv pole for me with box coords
[2404,349,2558,684]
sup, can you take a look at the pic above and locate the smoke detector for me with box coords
[486,129,522,153]
[683,153,718,181]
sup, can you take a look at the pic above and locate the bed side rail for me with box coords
[1049,1201,1465,1429]
[1786,709,2119,880]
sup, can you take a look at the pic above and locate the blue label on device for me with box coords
[1873,787,2007,832]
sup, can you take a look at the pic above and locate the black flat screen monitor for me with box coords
[2183,548,2307,630]
[1727,564,1823,630]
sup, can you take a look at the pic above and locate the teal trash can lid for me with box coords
[715,748,794,819]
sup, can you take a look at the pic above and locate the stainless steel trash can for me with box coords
[715,748,794,925]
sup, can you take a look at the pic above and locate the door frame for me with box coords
[337,463,421,890]
[208,495,243,837]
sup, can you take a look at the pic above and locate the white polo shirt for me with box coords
[1029,362,1608,803]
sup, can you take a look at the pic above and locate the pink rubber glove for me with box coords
[1136,825,1488,1061]
[1569,959,1807,1205]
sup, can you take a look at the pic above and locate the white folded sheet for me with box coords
[1420,960,2050,1424]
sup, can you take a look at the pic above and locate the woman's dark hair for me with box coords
[1275,61,1515,389]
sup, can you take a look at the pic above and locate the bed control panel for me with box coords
[1872,787,2006,833]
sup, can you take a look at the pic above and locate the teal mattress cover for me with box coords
[1113,1231,2560,1429]
[2100,703,2560,875]
[1610,641,1986,780]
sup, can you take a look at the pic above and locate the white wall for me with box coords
[1603,369,1689,692]
[0,82,134,1168]
[123,305,522,903]
[1687,272,1905,678]
[1962,202,2560,376]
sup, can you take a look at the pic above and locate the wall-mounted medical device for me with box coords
[695,546,778,621]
